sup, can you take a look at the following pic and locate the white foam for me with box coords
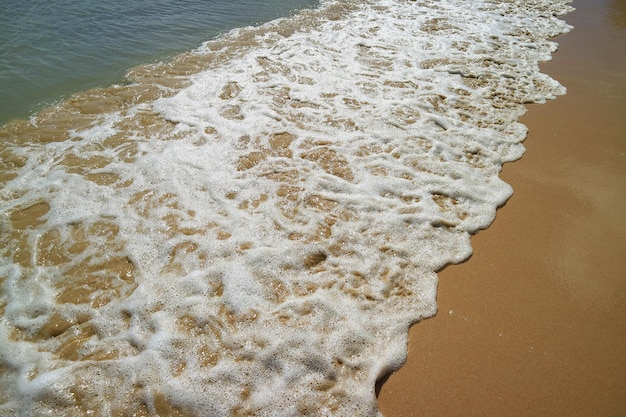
[0,0,573,415]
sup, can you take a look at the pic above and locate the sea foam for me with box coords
[0,0,572,415]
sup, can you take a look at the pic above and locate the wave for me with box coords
[0,0,572,415]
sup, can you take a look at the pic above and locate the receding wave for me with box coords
[0,0,572,415]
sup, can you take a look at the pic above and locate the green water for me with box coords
[0,0,319,125]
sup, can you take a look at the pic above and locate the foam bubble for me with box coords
[0,0,573,415]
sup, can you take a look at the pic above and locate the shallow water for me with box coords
[0,0,572,415]
[0,0,319,125]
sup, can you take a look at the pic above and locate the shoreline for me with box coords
[378,0,626,415]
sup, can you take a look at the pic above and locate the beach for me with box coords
[377,0,626,415]
[1,0,613,415]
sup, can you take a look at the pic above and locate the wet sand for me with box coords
[378,0,626,416]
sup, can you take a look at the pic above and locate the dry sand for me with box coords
[377,0,626,415]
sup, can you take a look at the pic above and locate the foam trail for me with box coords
[0,0,572,415]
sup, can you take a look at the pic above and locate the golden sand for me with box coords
[378,0,626,415]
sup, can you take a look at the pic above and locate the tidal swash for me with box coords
[0,0,572,415]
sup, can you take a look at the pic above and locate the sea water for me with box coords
[0,0,320,125]
[0,0,572,415]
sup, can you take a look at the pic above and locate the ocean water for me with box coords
[0,0,572,416]
[0,0,320,125]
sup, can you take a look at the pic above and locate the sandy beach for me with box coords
[1,1,622,415]
[378,0,626,415]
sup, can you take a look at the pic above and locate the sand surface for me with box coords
[377,0,626,415]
